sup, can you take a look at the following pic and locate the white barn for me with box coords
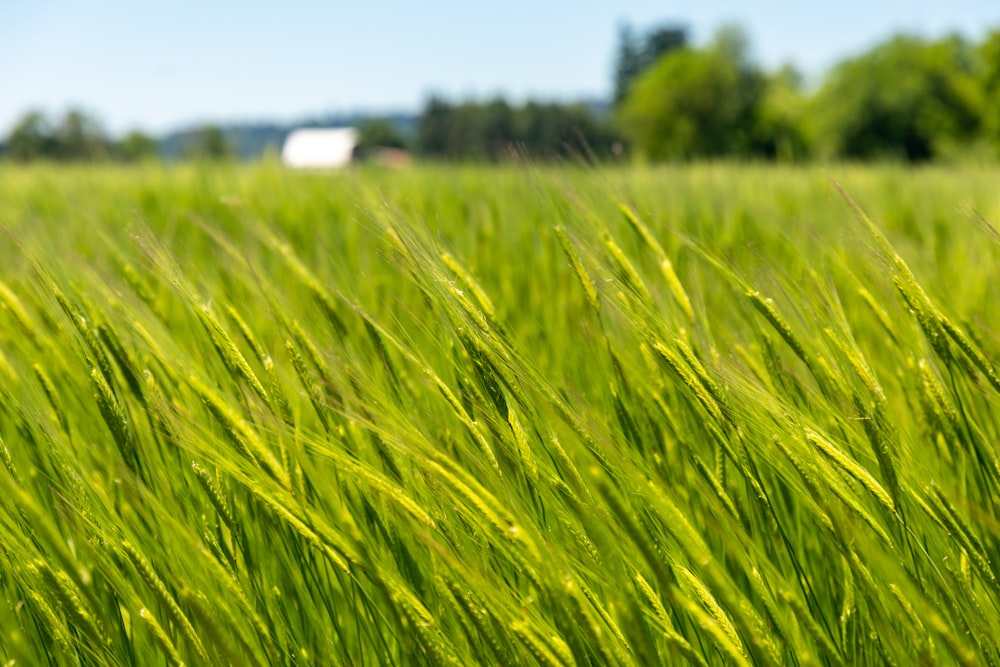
[281,128,358,169]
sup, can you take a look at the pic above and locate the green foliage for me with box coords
[182,124,234,161]
[415,96,451,158]
[517,101,624,160]
[613,23,689,104]
[55,109,110,161]
[7,110,58,161]
[5,109,111,161]
[618,27,765,159]
[2,160,1000,665]
[616,23,1000,163]
[754,66,810,161]
[978,29,1000,153]
[809,35,983,160]
[3,109,160,163]
[353,118,408,160]
[416,97,623,161]
[118,130,160,162]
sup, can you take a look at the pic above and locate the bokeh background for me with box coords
[3,0,1000,163]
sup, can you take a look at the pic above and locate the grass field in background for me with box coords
[1,162,1000,665]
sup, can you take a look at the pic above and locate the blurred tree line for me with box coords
[0,111,234,163]
[411,23,1000,163]
[1,110,160,163]
[5,24,1000,164]
[413,98,623,161]
[616,23,1000,162]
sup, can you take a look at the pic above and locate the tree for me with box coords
[118,130,159,162]
[643,26,689,63]
[416,97,453,158]
[810,35,983,160]
[4,109,113,162]
[613,25,644,105]
[618,27,765,160]
[753,65,810,161]
[978,29,1000,153]
[55,109,108,160]
[6,110,55,161]
[515,103,622,160]
[479,98,516,159]
[415,96,621,162]
[613,23,688,104]
[416,97,513,161]
[353,118,407,160]
[444,103,483,159]
[183,125,233,161]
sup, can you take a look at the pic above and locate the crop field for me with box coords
[1,162,1000,665]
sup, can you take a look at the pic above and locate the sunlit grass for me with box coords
[0,161,999,665]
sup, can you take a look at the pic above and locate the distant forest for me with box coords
[4,22,1000,163]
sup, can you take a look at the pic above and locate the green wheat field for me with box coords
[1,162,1000,666]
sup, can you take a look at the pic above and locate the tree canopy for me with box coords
[183,125,234,161]
[613,23,689,104]
[3,109,159,163]
[618,27,765,160]
[415,98,622,162]
[809,35,983,160]
[617,26,999,162]
[977,29,1000,151]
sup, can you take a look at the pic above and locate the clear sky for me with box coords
[2,0,999,136]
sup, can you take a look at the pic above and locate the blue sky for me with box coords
[2,1,999,136]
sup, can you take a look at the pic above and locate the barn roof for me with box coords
[281,127,358,169]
